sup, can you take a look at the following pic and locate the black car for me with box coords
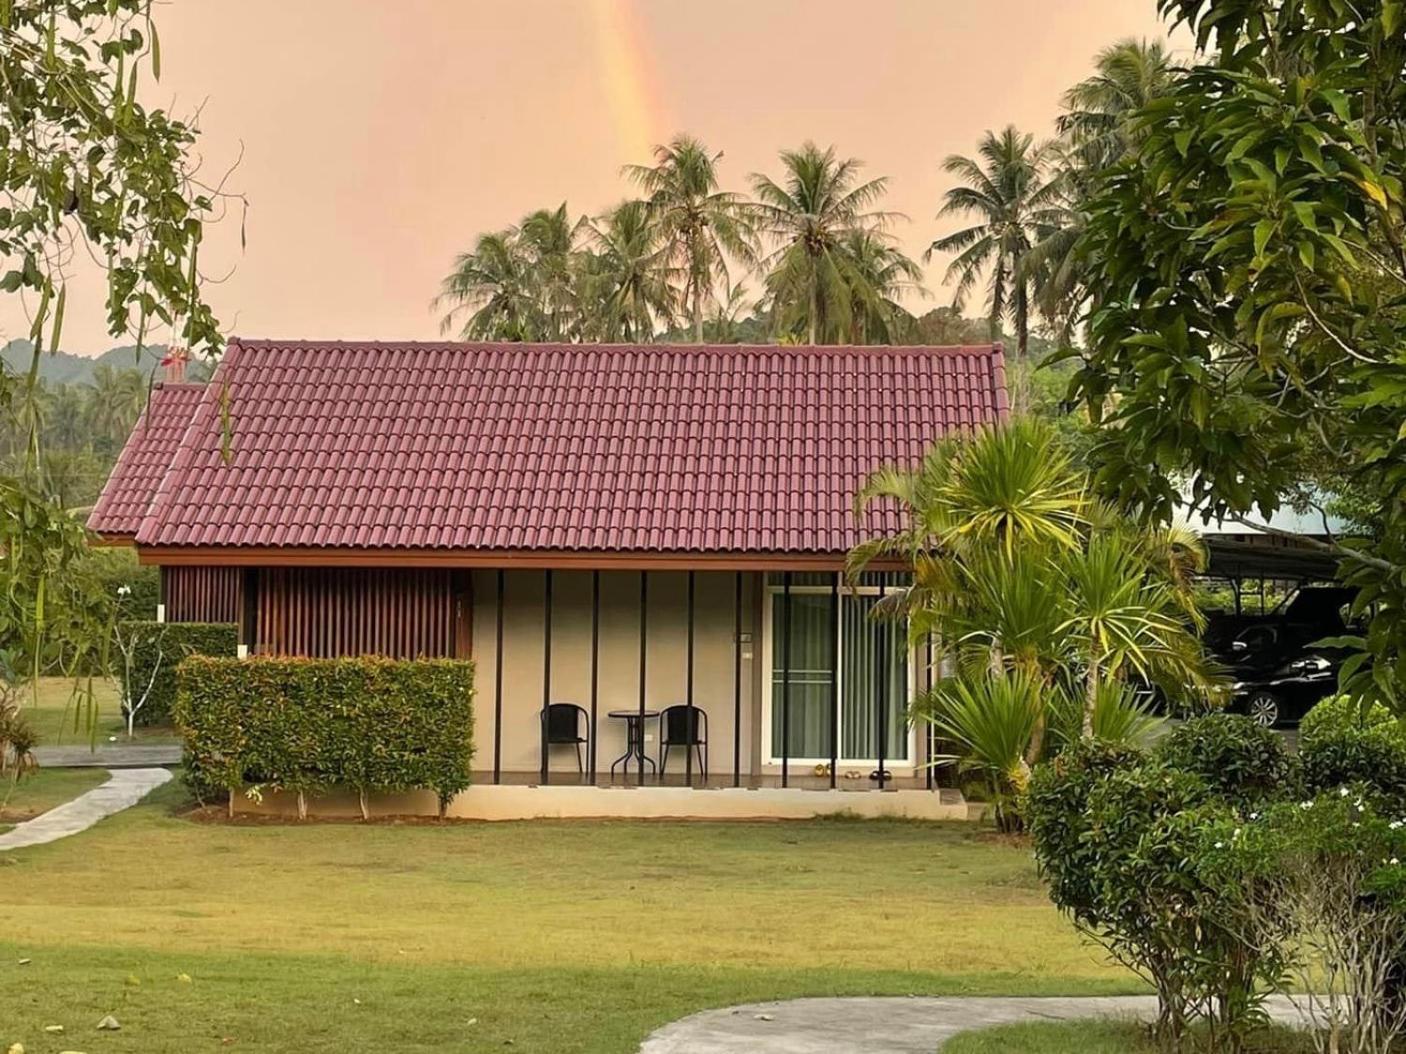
[1213,587,1358,727]
[1229,650,1340,727]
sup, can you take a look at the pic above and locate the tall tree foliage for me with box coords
[1030,40,1182,340]
[929,127,1061,358]
[436,229,545,342]
[623,135,754,343]
[1,1,227,721]
[580,200,677,342]
[1070,0,1406,709]
[751,143,913,344]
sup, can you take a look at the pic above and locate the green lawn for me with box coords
[0,767,108,833]
[0,782,1136,1053]
[943,1020,1314,1052]
[17,676,178,747]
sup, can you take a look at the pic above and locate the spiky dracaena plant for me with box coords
[850,419,1216,780]
[918,669,1046,833]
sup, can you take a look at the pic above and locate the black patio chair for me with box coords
[658,705,708,783]
[540,703,590,775]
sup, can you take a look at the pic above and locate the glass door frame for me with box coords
[758,572,917,770]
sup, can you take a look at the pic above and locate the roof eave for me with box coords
[135,544,908,573]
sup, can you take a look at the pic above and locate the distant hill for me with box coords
[1,339,170,386]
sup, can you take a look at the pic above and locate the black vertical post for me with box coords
[493,569,504,785]
[685,571,696,787]
[781,571,792,788]
[925,631,935,791]
[240,568,259,655]
[638,570,648,786]
[541,570,553,785]
[589,571,600,785]
[830,573,839,790]
[732,571,742,788]
[876,579,887,791]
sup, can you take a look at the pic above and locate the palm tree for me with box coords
[840,230,925,344]
[1057,38,1179,171]
[702,283,754,343]
[751,143,902,345]
[624,136,754,343]
[87,365,147,445]
[44,384,89,450]
[1028,40,1180,341]
[581,200,676,342]
[517,204,582,341]
[928,126,1060,359]
[436,229,543,341]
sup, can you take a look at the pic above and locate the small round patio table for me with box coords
[608,709,660,780]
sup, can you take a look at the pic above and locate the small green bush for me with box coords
[1030,744,1291,1049]
[1026,740,1144,920]
[174,655,475,813]
[1300,694,1406,749]
[1155,713,1300,810]
[1299,696,1406,814]
[118,621,238,726]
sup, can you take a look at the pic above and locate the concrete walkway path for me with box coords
[0,768,172,851]
[640,994,1310,1053]
[33,743,181,768]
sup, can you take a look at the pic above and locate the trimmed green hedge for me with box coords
[119,621,239,726]
[173,655,475,814]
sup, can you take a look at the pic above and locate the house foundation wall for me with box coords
[234,783,969,822]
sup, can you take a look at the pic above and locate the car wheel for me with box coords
[1245,691,1281,728]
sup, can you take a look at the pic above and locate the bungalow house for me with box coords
[90,338,1007,819]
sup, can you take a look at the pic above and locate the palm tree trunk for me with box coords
[1016,280,1030,359]
[692,274,704,343]
[808,281,819,345]
[1082,664,1099,739]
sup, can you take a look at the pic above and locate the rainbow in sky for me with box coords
[585,0,668,165]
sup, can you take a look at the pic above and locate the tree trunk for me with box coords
[358,788,370,822]
[227,788,236,820]
[1082,666,1099,739]
[808,281,819,345]
[296,790,307,822]
[1015,281,1030,360]
[692,282,703,343]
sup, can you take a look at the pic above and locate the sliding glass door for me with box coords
[766,574,910,764]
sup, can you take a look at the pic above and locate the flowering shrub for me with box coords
[1300,697,1406,815]
[1029,743,1288,1051]
[1203,792,1406,1054]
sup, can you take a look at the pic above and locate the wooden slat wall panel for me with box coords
[253,567,457,659]
[163,566,243,623]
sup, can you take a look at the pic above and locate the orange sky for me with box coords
[3,0,1183,356]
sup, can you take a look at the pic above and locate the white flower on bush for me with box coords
[1393,858,1401,866]
[1391,820,1404,830]
[1341,786,1351,797]
[116,584,131,597]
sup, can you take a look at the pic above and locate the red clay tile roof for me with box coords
[126,339,1007,555]
[87,382,204,539]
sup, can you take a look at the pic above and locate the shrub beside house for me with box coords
[174,655,475,819]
